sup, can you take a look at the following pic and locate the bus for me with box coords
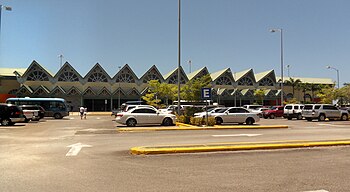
[6,97,69,119]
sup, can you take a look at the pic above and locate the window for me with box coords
[237,108,249,113]
[285,106,292,109]
[259,78,274,86]
[315,105,321,109]
[238,77,253,86]
[216,76,232,85]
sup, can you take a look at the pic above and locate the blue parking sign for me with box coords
[201,88,211,99]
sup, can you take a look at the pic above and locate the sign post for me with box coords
[201,88,212,126]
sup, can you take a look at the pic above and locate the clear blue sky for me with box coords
[1,0,350,86]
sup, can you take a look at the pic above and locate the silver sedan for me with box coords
[115,107,176,127]
[210,107,260,125]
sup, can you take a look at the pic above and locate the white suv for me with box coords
[283,104,304,120]
[302,104,348,121]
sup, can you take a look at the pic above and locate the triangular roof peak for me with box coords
[84,63,110,82]
[234,68,253,81]
[187,67,209,80]
[54,61,84,80]
[140,65,164,83]
[22,60,54,79]
[163,66,188,83]
[113,63,139,83]
[255,70,275,82]
[210,68,232,81]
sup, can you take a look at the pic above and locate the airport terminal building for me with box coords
[0,60,334,111]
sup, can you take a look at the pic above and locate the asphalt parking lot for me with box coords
[1,115,350,191]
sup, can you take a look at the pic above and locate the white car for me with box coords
[116,107,176,127]
[194,107,227,118]
[210,107,260,125]
[251,107,270,117]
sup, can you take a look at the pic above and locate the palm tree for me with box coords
[284,77,302,100]
[298,83,311,103]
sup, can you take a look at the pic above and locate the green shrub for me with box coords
[190,117,203,126]
[189,116,216,126]
[176,115,191,124]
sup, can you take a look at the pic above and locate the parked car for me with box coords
[0,103,26,126]
[242,105,263,112]
[210,107,260,125]
[115,107,176,126]
[19,105,45,121]
[262,106,284,119]
[283,104,304,120]
[251,107,270,117]
[194,107,227,118]
[302,104,348,121]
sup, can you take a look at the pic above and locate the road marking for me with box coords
[212,134,262,137]
[318,123,345,127]
[66,143,92,156]
[303,190,329,192]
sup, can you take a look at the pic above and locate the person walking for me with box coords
[83,107,87,119]
[79,106,84,120]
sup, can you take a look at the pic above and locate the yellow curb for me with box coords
[130,139,350,155]
[117,125,288,132]
[213,125,288,129]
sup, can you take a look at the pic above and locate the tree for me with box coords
[284,77,302,100]
[141,80,177,107]
[254,89,265,105]
[298,83,311,103]
[180,74,212,101]
[317,85,337,104]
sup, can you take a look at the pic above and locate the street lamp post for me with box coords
[326,65,340,88]
[177,0,181,115]
[270,28,284,106]
[118,66,122,108]
[0,5,12,35]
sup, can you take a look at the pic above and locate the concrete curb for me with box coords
[118,124,288,132]
[130,139,350,155]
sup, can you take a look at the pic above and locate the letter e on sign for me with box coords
[201,88,211,99]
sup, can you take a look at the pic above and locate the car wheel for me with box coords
[287,117,292,120]
[162,118,173,126]
[341,114,348,121]
[246,117,255,125]
[1,118,11,126]
[297,114,303,120]
[318,114,326,121]
[54,113,62,119]
[269,114,275,119]
[306,117,312,121]
[24,117,29,123]
[126,118,137,127]
[215,117,223,125]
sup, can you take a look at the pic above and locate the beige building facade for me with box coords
[1,60,334,111]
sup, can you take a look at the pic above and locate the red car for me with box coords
[262,106,284,119]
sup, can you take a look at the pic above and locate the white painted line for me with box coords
[212,134,262,137]
[303,190,329,192]
[66,143,92,156]
[96,117,101,120]
[318,123,345,127]
[70,117,75,120]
